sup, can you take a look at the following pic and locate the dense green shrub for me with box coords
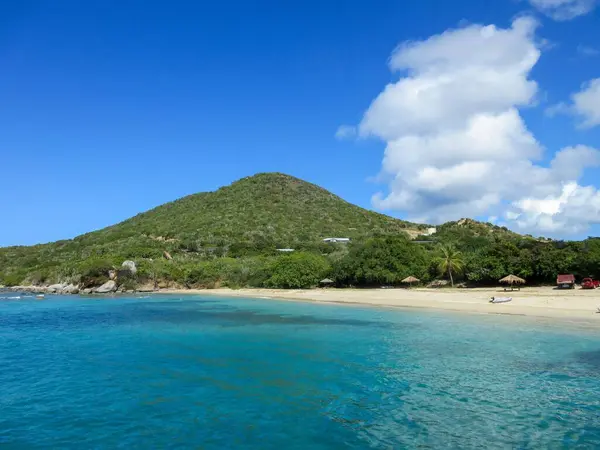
[1,272,26,287]
[137,259,184,287]
[333,236,430,286]
[26,270,50,286]
[77,258,114,287]
[184,262,222,288]
[265,252,330,289]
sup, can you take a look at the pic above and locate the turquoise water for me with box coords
[1,295,600,449]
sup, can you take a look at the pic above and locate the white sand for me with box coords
[161,286,600,321]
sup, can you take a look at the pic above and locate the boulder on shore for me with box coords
[44,283,80,295]
[95,280,117,293]
[121,260,137,274]
[62,284,79,294]
[47,283,65,293]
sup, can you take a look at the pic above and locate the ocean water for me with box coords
[1,295,600,449]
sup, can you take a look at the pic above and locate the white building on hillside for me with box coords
[323,238,351,243]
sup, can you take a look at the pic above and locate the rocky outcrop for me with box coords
[121,260,137,274]
[62,284,79,294]
[3,283,82,295]
[163,251,173,260]
[47,284,64,293]
[95,280,117,293]
[42,283,80,295]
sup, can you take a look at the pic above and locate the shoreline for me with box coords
[4,285,600,322]
[159,286,600,321]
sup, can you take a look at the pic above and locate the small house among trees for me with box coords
[323,238,350,243]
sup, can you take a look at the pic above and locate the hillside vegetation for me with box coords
[1,173,599,291]
[0,173,424,287]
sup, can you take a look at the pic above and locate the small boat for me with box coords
[490,296,512,304]
[36,294,45,299]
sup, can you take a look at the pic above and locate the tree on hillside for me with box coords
[578,239,600,279]
[265,252,330,289]
[332,236,430,286]
[434,244,464,287]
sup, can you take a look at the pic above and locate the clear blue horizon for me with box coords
[1,0,599,246]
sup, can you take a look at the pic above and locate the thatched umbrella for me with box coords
[402,276,420,288]
[320,278,334,287]
[499,274,526,291]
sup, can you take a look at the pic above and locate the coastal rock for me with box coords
[47,283,66,294]
[95,280,117,293]
[81,288,93,295]
[62,284,79,294]
[121,260,137,274]
[44,283,80,295]
[108,270,117,280]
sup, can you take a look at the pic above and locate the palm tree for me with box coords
[434,244,464,287]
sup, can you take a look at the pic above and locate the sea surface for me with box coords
[1,294,600,449]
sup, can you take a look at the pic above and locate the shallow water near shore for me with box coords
[2,294,600,449]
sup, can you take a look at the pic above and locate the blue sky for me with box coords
[1,0,599,246]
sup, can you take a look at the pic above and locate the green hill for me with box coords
[84,172,427,247]
[0,173,427,286]
[2,172,597,291]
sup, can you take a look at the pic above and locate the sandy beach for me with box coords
[162,286,600,321]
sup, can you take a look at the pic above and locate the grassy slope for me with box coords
[0,173,427,282]
[85,172,427,245]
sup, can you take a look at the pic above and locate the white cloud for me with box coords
[512,182,600,233]
[549,145,600,178]
[509,146,600,233]
[334,125,357,140]
[529,0,598,20]
[343,17,600,235]
[572,78,600,128]
[549,78,600,128]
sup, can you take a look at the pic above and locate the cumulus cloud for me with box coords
[509,146,600,233]
[548,78,600,128]
[511,182,600,234]
[343,17,600,235]
[529,0,598,20]
[572,79,600,128]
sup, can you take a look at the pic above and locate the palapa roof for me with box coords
[402,276,420,283]
[320,278,334,284]
[499,274,526,284]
